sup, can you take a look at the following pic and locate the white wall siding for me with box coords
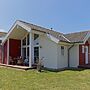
[31,31,79,69]
[69,45,79,67]
[57,44,68,69]
[39,34,58,69]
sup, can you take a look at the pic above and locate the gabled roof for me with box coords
[2,20,90,44]
[18,20,70,42]
[20,20,90,43]
[65,31,90,43]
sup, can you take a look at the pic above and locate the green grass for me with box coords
[0,67,90,90]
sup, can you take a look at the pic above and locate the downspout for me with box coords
[68,43,75,68]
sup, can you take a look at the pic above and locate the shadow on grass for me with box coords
[38,67,87,73]
[28,67,87,73]
[67,68,86,71]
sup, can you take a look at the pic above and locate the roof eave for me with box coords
[70,41,84,44]
[59,40,71,43]
[59,40,84,44]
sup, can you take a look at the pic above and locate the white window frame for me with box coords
[61,46,64,56]
[82,46,84,53]
[21,33,29,59]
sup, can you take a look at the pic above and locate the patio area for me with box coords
[9,56,29,66]
[2,25,33,68]
[0,63,32,70]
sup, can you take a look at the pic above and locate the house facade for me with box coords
[0,20,90,69]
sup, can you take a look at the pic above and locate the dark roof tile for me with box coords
[65,31,89,42]
[18,20,90,43]
[19,20,69,42]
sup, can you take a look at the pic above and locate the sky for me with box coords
[0,0,90,34]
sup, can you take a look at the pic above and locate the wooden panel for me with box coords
[3,41,7,64]
[79,45,85,65]
[0,45,2,63]
[87,38,90,63]
[88,45,90,63]
[79,41,89,65]
[9,39,21,58]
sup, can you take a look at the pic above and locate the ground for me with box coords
[0,67,90,90]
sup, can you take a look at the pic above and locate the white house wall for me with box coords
[31,31,79,69]
[57,44,68,69]
[39,34,58,69]
[69,44,79,67]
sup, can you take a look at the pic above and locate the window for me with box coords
[27,34,29,45]
[84,46,88,53]
[22,48,26,59]
[22,34,29,60]
[82,46,84,53]
[61,46,64,55]
[22,37,26,45]
[34,34,39,40]
[0,40,2,43]
[27,47,29,59]
[34,47,39,63]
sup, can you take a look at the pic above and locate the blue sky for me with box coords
[0,0,90,33]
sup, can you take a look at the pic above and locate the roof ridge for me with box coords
[18,20,52,30]
[17,20,70,42]
[18,20,63,35]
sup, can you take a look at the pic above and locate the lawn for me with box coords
[0,67,90,90]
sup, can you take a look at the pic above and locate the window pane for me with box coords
[61,46,64,55]
[27,47,29,59]
[82,46,84,53]
[27,34,29,45]
[22,37,26,45]
[22,48,26,59]
[34,34,39,40]
[0,40,2,43]
[34,47,39,63]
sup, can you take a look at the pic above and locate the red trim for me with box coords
[79,45,85,65]
[79,41,89,65]
[3,41,7,64]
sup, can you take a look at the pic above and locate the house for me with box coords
[0,20,90,70]
[0,32,7,63]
